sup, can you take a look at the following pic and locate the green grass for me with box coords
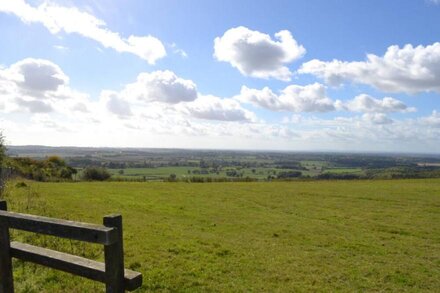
[2,179,440,292]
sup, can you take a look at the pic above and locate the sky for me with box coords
[0,0,440,153]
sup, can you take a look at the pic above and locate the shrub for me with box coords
[167,174,177,182]
[277,171,302,179]
[15,182,27,188]
[82,167,111,181]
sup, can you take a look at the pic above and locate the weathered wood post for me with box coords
[0,200,13,293]
[103,214,124,293]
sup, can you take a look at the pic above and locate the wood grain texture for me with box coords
[0,210,117,245]
[10,242,142,291]
[104,215,125,293]
[0,201,14,293]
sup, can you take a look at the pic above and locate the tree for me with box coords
[0,132,6,195]
[82,167,111,181]
[0,132,5,167]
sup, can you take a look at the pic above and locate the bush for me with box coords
[277,171,302,179]
[0,133,5,166]
[15,182,27,188]
[167,174,177,182]
[82,167,111,181]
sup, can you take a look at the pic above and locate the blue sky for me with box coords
[0,0,439,153]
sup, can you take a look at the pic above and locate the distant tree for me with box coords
[82,167,111,181]
[277,171,302,179]
[118,169,124,175]
[168,173,177,182]
[46,156,66,167]
[226,169,239,177]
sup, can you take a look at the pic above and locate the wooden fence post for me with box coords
[0,200,14,293]
[103,215,124,293]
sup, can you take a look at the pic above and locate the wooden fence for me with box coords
[0,200,142,292]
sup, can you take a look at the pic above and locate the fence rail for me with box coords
[0,200,142,293]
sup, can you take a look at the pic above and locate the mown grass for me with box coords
[2,179,440,292]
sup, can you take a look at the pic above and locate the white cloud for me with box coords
[53,45,68,51]
[214,26,305,81]
[100,90,132,118]
[174,48,188,58]
[121,70,198,104]
[15,97,53,113]
[420,110,440,127]
[236,83,336,112]
[1,58,439,153]
[0,58,91,114]
[0,0,166,64]
[236,83,415,115]
[170,43,188,58]
[9,58,68,95]
[345,94,415,113]
[95,70,255,122]
[183,95,256,122]
[361,113,393,125]
[299,42,440,93]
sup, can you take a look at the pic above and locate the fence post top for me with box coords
[0,200,6,210]
[103,214,122,227]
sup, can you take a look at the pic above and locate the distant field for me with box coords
[324,167,364,174]
[106,165,366,181]
[3,179,440,292]
[107,166,297,180]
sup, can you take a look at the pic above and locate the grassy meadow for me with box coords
[2,179,440,292]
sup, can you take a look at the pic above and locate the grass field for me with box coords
[2,179,440,292]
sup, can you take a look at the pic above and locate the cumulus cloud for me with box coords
[299,43,440,93]
[100,91,132,118]
[0,58,90,114]
[345,94,415,113]
[15,97,53,113]
[9,58,68,96]
[236,83,336,112]
[98,71,255,122]
[183,95,256,122]
[2,58,437,152]
[214,26,305,81]
[0,0,166,64]
[122,70,198,104]
[235,82,415,115]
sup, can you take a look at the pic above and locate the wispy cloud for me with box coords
[0,0,166,64]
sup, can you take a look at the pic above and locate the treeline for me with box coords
[316,166,440,180]
[6,156,77,181]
